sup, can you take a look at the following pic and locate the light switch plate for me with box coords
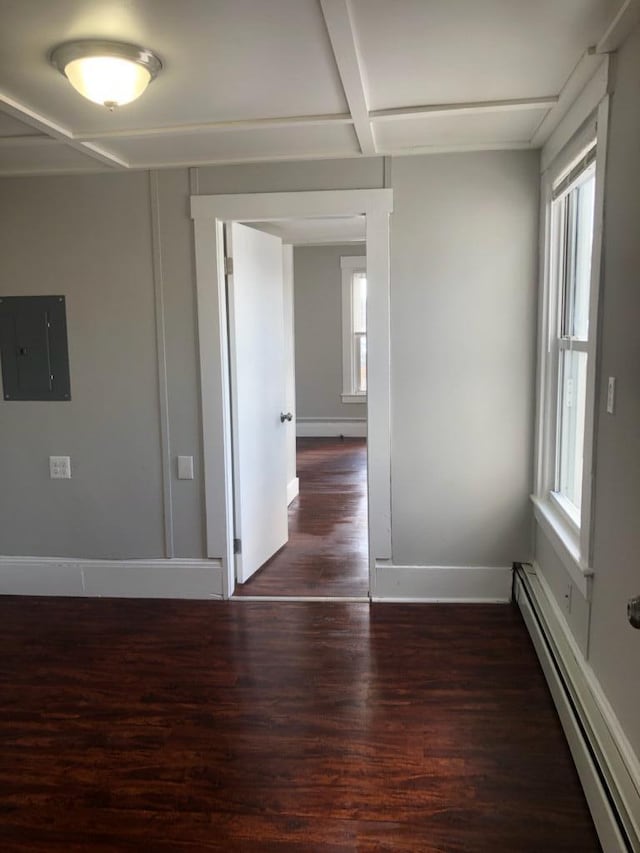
[50,456,71,479]
[177,455,194,480]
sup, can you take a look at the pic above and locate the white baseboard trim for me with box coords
[372,563,512,602]
[0,556,225,599]
[516,564,639,853]
[287,476,300,505]
[296,417,366,438]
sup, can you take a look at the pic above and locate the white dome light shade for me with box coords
[50,40,162,109]
[64,56,151,107]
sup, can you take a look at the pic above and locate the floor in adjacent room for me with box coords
[0,597,600,852]
[234,437,369,598]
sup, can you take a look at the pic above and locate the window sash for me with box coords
[341,257,367,400]
[551,159,596,523]
[353,331,366,394]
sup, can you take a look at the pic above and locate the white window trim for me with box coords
[532,94,610,600]
[341,255,367,404]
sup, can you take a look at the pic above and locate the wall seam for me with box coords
[149,170,174,558]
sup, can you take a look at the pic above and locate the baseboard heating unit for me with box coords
[514,564,639,853]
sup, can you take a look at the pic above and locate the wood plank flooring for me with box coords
[0,597,600,852]
[235,438,369,597]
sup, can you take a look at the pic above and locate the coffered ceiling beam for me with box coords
[319,0,376,155]
[74,113,353,141]
[370,96,558,123]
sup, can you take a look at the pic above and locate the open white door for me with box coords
[226,222,289,585]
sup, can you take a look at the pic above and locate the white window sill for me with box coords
[341,393,367,404]
[531,494,593,600]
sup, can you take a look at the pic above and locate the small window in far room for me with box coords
[340,256,367,403]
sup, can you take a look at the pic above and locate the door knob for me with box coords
[628,596,640,629]
[280,411,293,422]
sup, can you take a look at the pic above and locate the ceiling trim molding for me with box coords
[123,149,366,170]
[319,0,376,155]
[74,113,353,141]
[530,51,608,148]
[0,93,128,168]
[596,0,640,52]
[370,96,559,122]
[376,141,534,157]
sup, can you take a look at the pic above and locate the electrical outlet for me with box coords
[49,456,71,479]
[563,582,572,615]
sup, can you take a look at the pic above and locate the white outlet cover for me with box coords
[49,456,71,479]
[177,455,194,480]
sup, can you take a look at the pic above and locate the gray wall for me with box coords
[535,23,640,756]
[0,151,538,570]
[293,243,366,420]
[390,151,539,566]
[0,172,166,558]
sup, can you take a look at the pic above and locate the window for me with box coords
[341,256,367,403]
[551,151,596,525]
[533,115,606,590]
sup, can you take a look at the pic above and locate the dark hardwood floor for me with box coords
[235,437,369,597]
[0,597,600,852]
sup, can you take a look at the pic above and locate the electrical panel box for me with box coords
[0,296,71,401]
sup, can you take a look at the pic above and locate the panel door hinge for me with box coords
[233,537,241,554]
[224,257,234,276]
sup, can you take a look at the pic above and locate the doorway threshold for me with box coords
[231,595,370,603]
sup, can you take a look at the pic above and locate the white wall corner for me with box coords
[372,564,512,602]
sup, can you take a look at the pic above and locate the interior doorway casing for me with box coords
[190,189,393,598]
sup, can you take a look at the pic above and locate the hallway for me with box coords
[234,438,369,598]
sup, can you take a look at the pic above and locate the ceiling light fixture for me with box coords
[50,40,162,109]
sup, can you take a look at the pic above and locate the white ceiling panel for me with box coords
[0,0,348,134]
[0,0,623,173]
[0,141,105,174]
[110,123,360,167]
[0,112,45,137]
[374,109,549,152]
[252,216,365,245]
[351,0,617,110]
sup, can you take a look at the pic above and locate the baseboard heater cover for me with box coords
[515,565,638,853]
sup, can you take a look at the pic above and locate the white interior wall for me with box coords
[390,151,539,568]
[293,243,366,422]
[0,151,538,588]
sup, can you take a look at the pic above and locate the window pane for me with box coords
[355,332,367,393]
[353,273,367,334]
[565,173,595,340]
[557,349,588,514]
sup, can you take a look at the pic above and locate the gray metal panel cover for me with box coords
[0,296,71,401]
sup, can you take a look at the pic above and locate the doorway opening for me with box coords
[228,221,369,597]
[190,188,393,601]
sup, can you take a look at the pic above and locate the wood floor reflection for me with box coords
[0,598,601,851]
[235,437,369,597]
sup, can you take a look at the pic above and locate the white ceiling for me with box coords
[0,0,631,175]
[252,216,365,245]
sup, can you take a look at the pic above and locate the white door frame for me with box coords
[190,189,393,598]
